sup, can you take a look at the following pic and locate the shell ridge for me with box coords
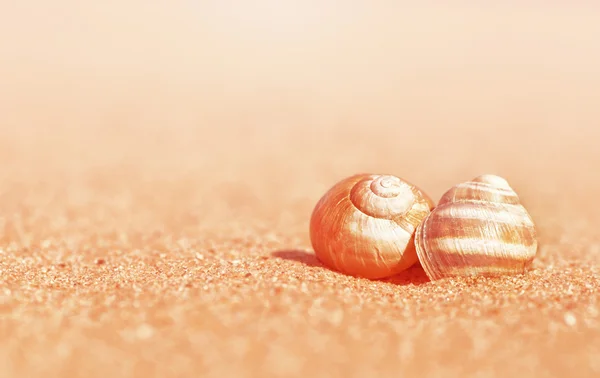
[434,202,535,228]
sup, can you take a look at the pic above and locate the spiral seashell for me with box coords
[414,174,538,281]
[309,173,435,279]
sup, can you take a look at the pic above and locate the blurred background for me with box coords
[0,1,599,244]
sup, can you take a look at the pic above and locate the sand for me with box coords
[0,2,599,377]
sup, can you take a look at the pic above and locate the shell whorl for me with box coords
[349,175,416,220]
[415,174,538,281]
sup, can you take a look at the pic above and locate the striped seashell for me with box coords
[310,173,435,279]
[414,174,538,281]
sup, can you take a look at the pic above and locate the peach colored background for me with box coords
[1,2,599,377]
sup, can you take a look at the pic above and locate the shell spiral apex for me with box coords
[309,173,435,279]
[414,174,538,281]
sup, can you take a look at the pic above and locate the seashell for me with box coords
[309,173,435,279]
[414,174,538,281]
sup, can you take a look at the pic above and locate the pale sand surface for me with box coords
[0,2,599,377]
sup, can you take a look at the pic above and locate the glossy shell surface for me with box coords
[310,173,435,279]
[414,174,538,281]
